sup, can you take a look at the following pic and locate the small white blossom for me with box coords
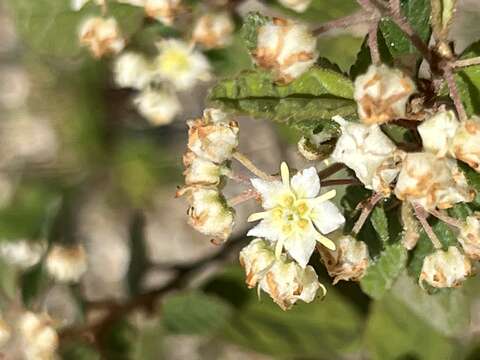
[17,312,58,360]
[45,244,88,283]
[79,17,125,58]
[144,0,182,25]
[419,246,471,288]
[239,238,276,288]
[418,109,458,157]
[394,152,473,210]
[248,162,345,267]
[183,151,229,186]
[154,39,211,90]
[331,115,401,196]
[450,117,480,172]
[253,18,318,83]
[0,318,11,348]
[187,108,239,164]
[318,235,369,284]
[354,64,416,125]
[113,52,153,90]
[459,214,480,260]
[134,89,181,126]
[278,0,312,12]
[0,240,46,269]
[192,13,235,49]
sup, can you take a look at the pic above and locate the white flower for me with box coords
[459,214,480,260]
[239,238,276,288]
[331,115,401,196]
[144,0,182,25]
[318,235,369,284]
[0,240,46,269]
[45,244,88,283]
[183,151,229,186]
[254,18,318,83]
[18,312,58,360]
[187,108,239,164]
[134,89,181,126]
[278,0,312,12]
[153,39,211,90]
[394,152,473,210]
[247,162,345,267]
[354,64,416,124]
[418,109,458,157]
[450,117,480,172]
[192,13,235,49]
[113,52,153,90]
[0,318,11,348]
[185,188,235,241]
[79,17,125,58]
[419,246,471,288]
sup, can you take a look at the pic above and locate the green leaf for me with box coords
[360,243,408,299]
[206,35,253,77]
[240,12,269,51]
[162,291,233,335]
[317,34,364,73]
[60,342,101,360]
[370,205,390,243]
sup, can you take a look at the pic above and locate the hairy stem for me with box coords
[312,10,371,35]
[454,57,480,68]
[232,151,276,181]
[368,18,381,65]
[428,208,463,229]
[321,178,362,187]
[227,189,259,207]
[317,163,346,180]
[413,203,442,249]
[352,192,383,235]
[444,64,467,121]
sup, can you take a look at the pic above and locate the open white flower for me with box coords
[113,52,153,90]
[0,240,46,269]
[459,214,480,260]
[134,89,181,126]
[354,64,416,124]
[450,117,480,172]
[45,244,88,283]
[248,162,345,267]
[18,312,58,360]
[153,39,211,90]
[331,115,401,196]
[144,0,182,25]
[79,17,125,58]
[278,0,312,12]
[418,109,458,157]
[394,152,473,210]
[192,13,234,49]
[253,18,318,83]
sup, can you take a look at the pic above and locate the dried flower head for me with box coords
[418,109,458,157]
[45,244,88,283]
[278,0,312,12]
[419,246,471,288]
[79,17,125,58]
[144,0,182,25]
[459,214,480,260]
[450,117,480,172]
[134,89,181,126]
[318,235,369,284]
[0,240,46,270]
[192,13,235,49]
[354,64,416,125]
[253,18,318,83]
[18,312,58,360]
[183,151,229,186]
[239,238,276,288]
[113,52,153,90]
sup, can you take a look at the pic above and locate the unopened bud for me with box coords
[418,109,458,157]
[459,214,480,260]
[450,117,480,172]
[278,0,312,12]
[419,246,471,288]
[134,89,181,126]
[45,244,88,283]
[18,312,58,360]
[192,13,234,49]
[113,52,153,90]
[183,151,229,186]
[144,0,182,25]
[354,64,416,125]
[239,238,276,288]
[79,17,125,58]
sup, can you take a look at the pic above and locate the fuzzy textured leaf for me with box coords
[453,40,480,117]
[370,205,390,243]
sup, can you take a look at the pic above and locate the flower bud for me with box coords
[134,89,181,126]
[18,312,58,360]
[144,0,182,25]
[418,109,458,157]
[394,152,473,210]
[331,116,400,195]
[192,13,234,49]
[79,17,125,58]
[185,188,234,241]
[239,238,276,288]
[45,244,88,283]
[0,240,46,270]
[183,151,229,186]
[319,235,369,284]
[253,18,318,83]
[187,108,239,164]
[450,117,480,172]
[419,246,471,288]
[354,64,416,124]
[278,0,312,12]
[459,214,480,260]
[113,52,153,90]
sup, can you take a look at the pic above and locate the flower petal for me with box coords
[247,219,281,242]
[250,178,285,209]
[283,232,316,268]
[310,200,345,234]
[291,167,320,199]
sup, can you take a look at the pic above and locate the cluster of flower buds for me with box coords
[78,17,125,58]
[192,12,235,49]
[177,108,239,242]
[17,311,58,360]
[252,18,318,83]
[45,244,88,283]
[239,238,323,310]
[278,0,312,13]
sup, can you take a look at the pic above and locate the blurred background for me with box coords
[1,0,480,359]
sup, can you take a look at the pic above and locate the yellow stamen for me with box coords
[296,202,309,215]
[313,189,337,203]
[272,208,283,219]
[297,218,309,229]
[282,194,295,207]
[319,283,327,298]
[282,224,292,235]
[247,211,269,222]
[315,231,336,250]
[280,162,290,187]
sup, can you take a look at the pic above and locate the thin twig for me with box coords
[321,179,362,187]
[412,203,442,249]
[317,163,346,180]
[312,10,371,35]
[368,17,381,65]
[444,64,467,121]
[233,152,276,181]
[428,208,463,229]
[352,192,383,235]
[227,189,259,207]
[454,57,480,68]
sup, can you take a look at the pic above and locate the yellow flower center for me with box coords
[159,49,191,74]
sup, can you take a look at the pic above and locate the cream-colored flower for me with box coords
[418,109,458,157]
[0,240,46,269]
[192,13,234,49]
[354,64,416,125]
[239,238,276,288]
[394,152,473,210]
[187,108,239,164]
[318,235,369,284]
[134,89,181,126]
[113,52,153,90]
[419,246,471,288]
[17,312,58,360]
[79,17,125,58]
[278,0,312,12]
[183,151,229,186]
[450,117,480,172]
[248,162,345,267]
[331,115,401,196]
[253,18,318,83]
[459,214,480,260]
[144,0,182,25]
[45,244,88,283]
[153,39,211,90]
[0,318,11,348]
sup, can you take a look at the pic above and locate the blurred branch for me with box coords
[312,10,371,35]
